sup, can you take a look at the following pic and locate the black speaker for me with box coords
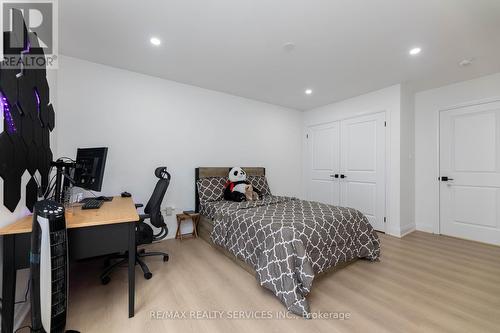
[30,200,68,333]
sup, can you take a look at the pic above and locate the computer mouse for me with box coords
[121,191,131,198]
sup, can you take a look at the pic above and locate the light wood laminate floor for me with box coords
[63,231,500,333]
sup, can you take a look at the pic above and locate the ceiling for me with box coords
[59,0,500,110]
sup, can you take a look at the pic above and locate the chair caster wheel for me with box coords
[144,272,153,280]
[101,276,111,285]
[163,255,169,262]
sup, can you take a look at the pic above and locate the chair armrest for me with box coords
[139,213,150,222]
[135,203,144,208]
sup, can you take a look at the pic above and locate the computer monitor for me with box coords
[73,147,108,191]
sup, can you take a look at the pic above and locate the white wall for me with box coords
[415,72,500,233]
[302,85,409,237]
[0,69,58,328]
[56,56,303,237]
[400,83,415,236]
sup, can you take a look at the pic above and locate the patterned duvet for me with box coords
[200,195,380,318]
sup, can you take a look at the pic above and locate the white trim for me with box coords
[435,107,441,234]
[385,109,391,235]
[306,108,388,127]
[439,96,500,112]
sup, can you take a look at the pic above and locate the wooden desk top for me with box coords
[0,197,140,236]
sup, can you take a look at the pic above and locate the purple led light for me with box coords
[34,88,43,127]
[34,88,41,114]
[0,92,17,134]
[22,41,31,54]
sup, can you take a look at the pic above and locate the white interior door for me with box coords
[440,101,500,245]
[306,122,340,205]
[340,112,386,231]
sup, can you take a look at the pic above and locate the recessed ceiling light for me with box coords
[409,47,421,56]
[150,37,161,46]
[459,58,474,67]
[283,42,295,52]
[305,89,313,95]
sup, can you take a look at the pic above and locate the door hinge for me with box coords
[384,121,387,127]
[384,217,387,223]
[306,134,309,139]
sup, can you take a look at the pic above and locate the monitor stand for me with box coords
[50,160,76,204]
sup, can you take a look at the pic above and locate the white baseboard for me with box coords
[384,222,416,238]
[384,227,401,238]
[400,223,416,237]
[416,223,435,234]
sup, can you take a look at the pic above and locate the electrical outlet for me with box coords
[164,206,175,216]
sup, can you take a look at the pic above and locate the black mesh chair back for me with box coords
[144,167,171,239]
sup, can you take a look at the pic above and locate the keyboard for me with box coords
[81,199,104,210]
[80,196,113,203]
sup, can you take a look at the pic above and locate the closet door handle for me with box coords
[340,174,346,179]
[334,174,339,178]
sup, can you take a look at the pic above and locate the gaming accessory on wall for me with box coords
[223,167,261,202]
[0,9,55,212]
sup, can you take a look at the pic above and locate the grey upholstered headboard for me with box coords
[194,167,266,212]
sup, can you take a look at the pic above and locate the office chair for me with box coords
[100,167,171,284]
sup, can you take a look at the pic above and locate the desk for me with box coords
[0,196,139,333]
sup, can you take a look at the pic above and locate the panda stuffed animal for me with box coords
[224,167,261,202]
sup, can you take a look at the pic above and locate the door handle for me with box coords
[340,174,346,179]
[440,176,454,182]
[329,174,340,178]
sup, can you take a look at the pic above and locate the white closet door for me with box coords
[340,112,386,231]
[307,122,340,205]
[440,101,500,245]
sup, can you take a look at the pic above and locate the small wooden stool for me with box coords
[175,213,200,240]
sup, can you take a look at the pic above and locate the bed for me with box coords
[195,167,380,318]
